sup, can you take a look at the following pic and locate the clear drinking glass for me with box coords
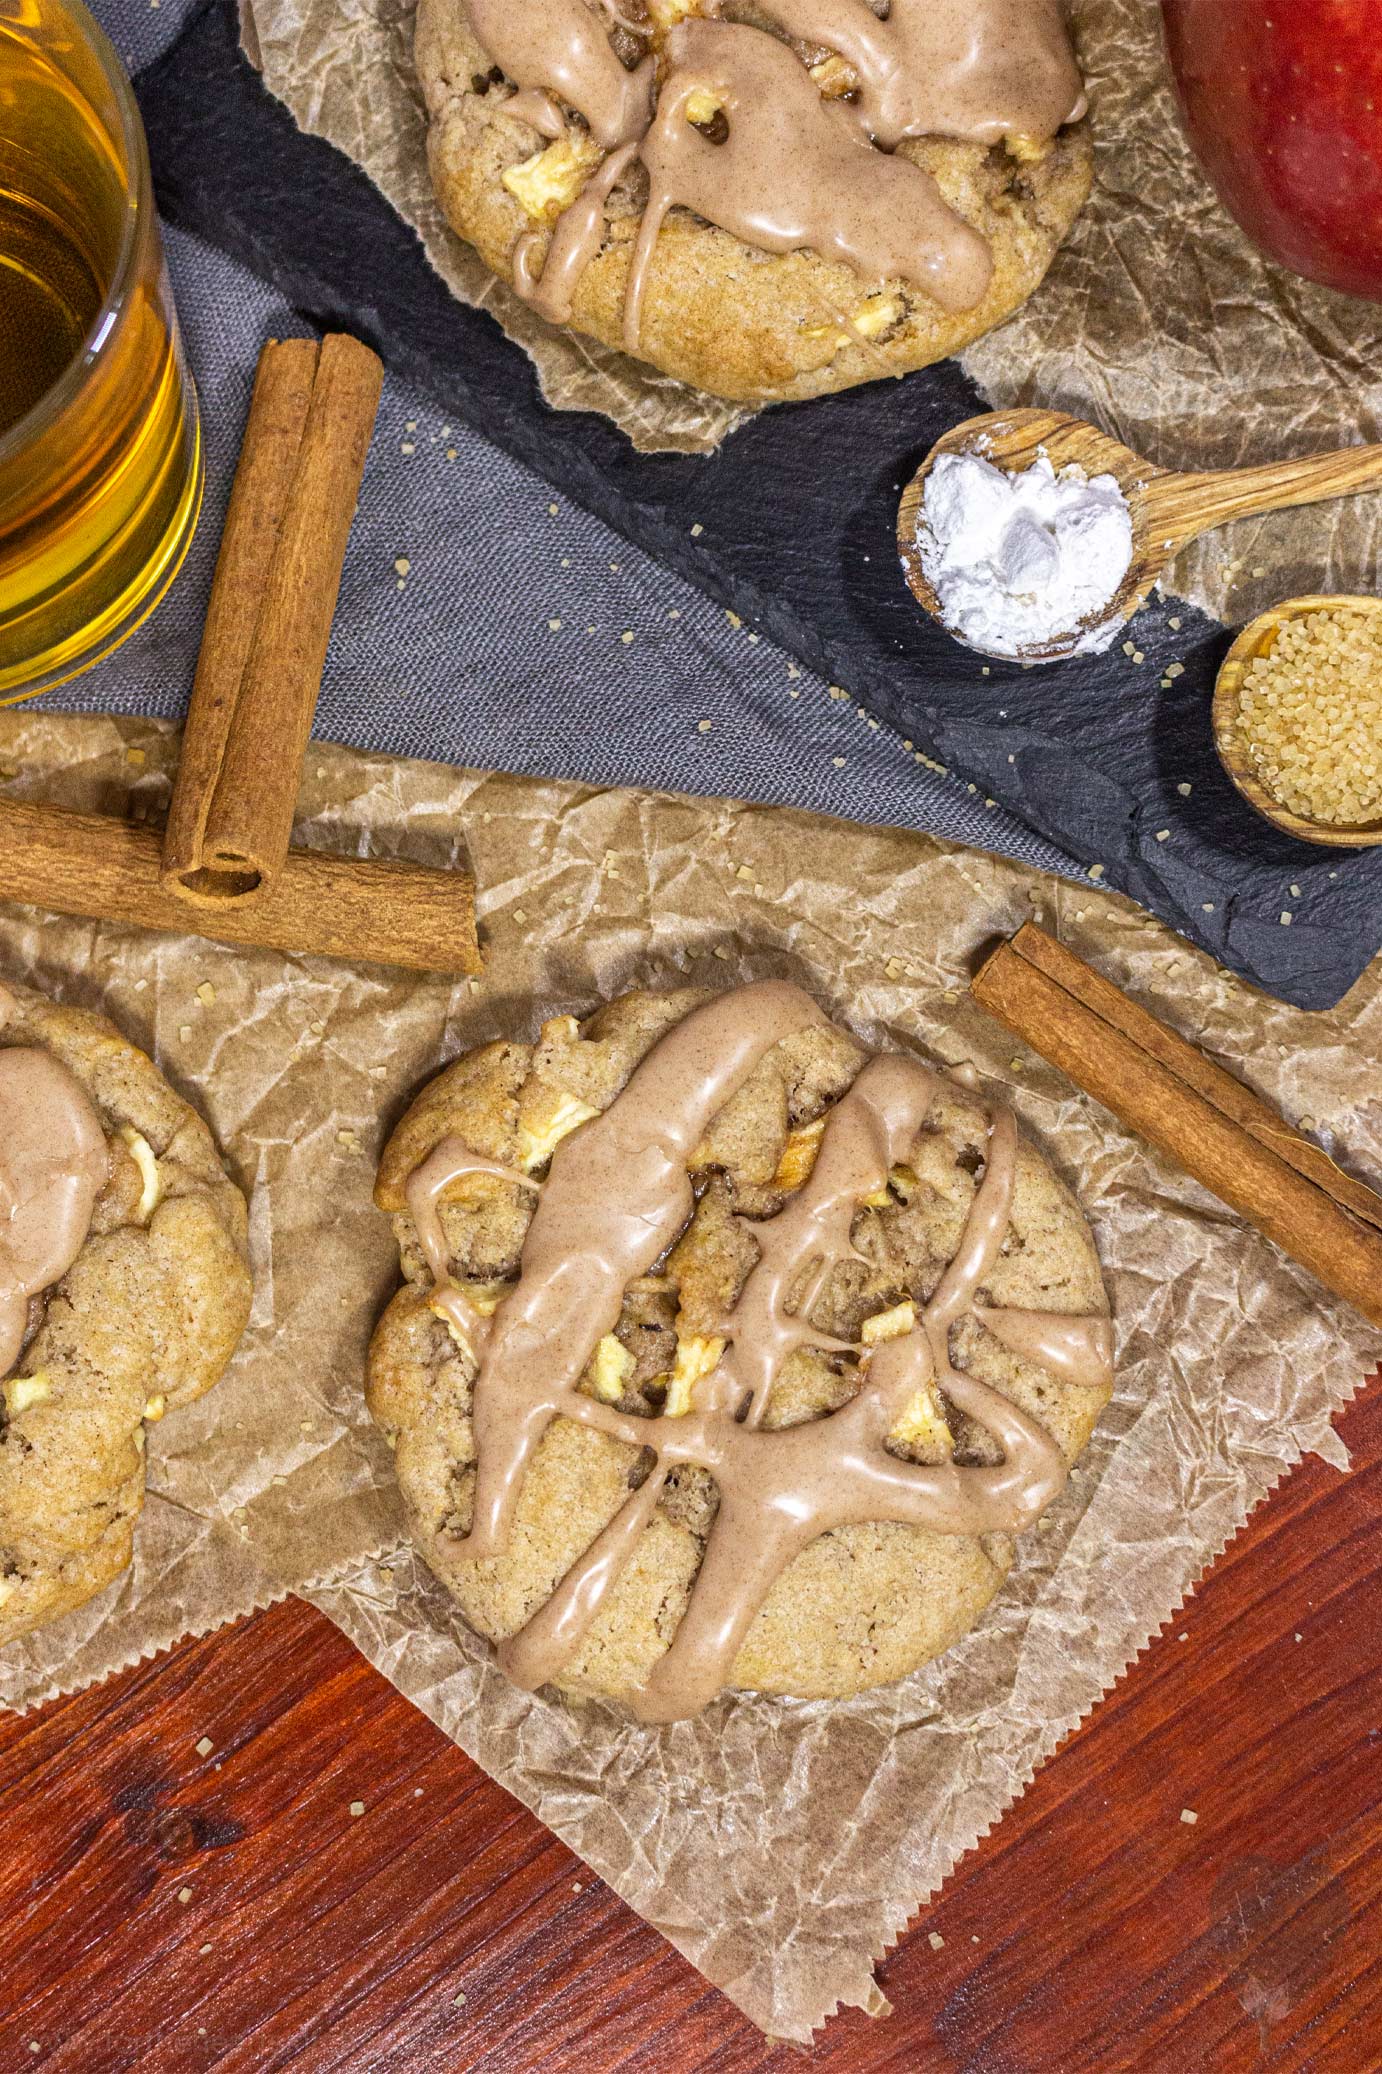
[0,0,202,698]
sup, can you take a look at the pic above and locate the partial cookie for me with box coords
[368,985,1113,1714]
[0,983,253,1648]
[415,0,1093,404]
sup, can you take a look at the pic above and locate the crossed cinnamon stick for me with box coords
[2,335,480,976]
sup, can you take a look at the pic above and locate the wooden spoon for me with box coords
[1212,595,1382,850]
[897,408,1382,663]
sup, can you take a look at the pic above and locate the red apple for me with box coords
[1161,0,1382,300]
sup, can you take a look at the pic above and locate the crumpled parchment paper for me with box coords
[0,710,487,1709]
[238,0,751,456]
[1,708,1378,2041]
[241,0,1382,620]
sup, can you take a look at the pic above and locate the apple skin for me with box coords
[1161,0,1382,301]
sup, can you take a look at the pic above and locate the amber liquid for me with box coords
[0,7,201,697]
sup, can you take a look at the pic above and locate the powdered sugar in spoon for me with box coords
[897,408,1382,664]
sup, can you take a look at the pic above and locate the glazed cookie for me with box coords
[0,980,253,1648]
[416,0,1093,404]
[368,982,1114,1719]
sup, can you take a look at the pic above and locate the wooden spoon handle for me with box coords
[1144,443,1382,550]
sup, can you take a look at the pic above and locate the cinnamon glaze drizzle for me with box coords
[467,0,654,149]
[404,983,1113,1721]
[463,0,1085,347]
[627,22,992,343]
[0,984,109,1380]
[749,0,1087,149]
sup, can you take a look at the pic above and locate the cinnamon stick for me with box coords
[971,923,1382,1329]
[162,334,384,905]
[0,798,479,976]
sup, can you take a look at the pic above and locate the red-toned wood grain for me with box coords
[3,1374,1380,2074]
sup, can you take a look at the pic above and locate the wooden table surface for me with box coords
[4,1372,1379,2074]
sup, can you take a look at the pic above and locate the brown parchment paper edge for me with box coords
[832,1387,1379,2026]
[4,1536,410,1716]
[7,1581,291,1719]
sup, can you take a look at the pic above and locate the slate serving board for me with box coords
[136,1,1382,1010]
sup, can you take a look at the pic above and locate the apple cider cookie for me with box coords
[415,0,1093,403]
[0,980,253,1648]
[368,983,1114,1719]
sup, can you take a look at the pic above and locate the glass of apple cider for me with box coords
[0,0,201,698]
